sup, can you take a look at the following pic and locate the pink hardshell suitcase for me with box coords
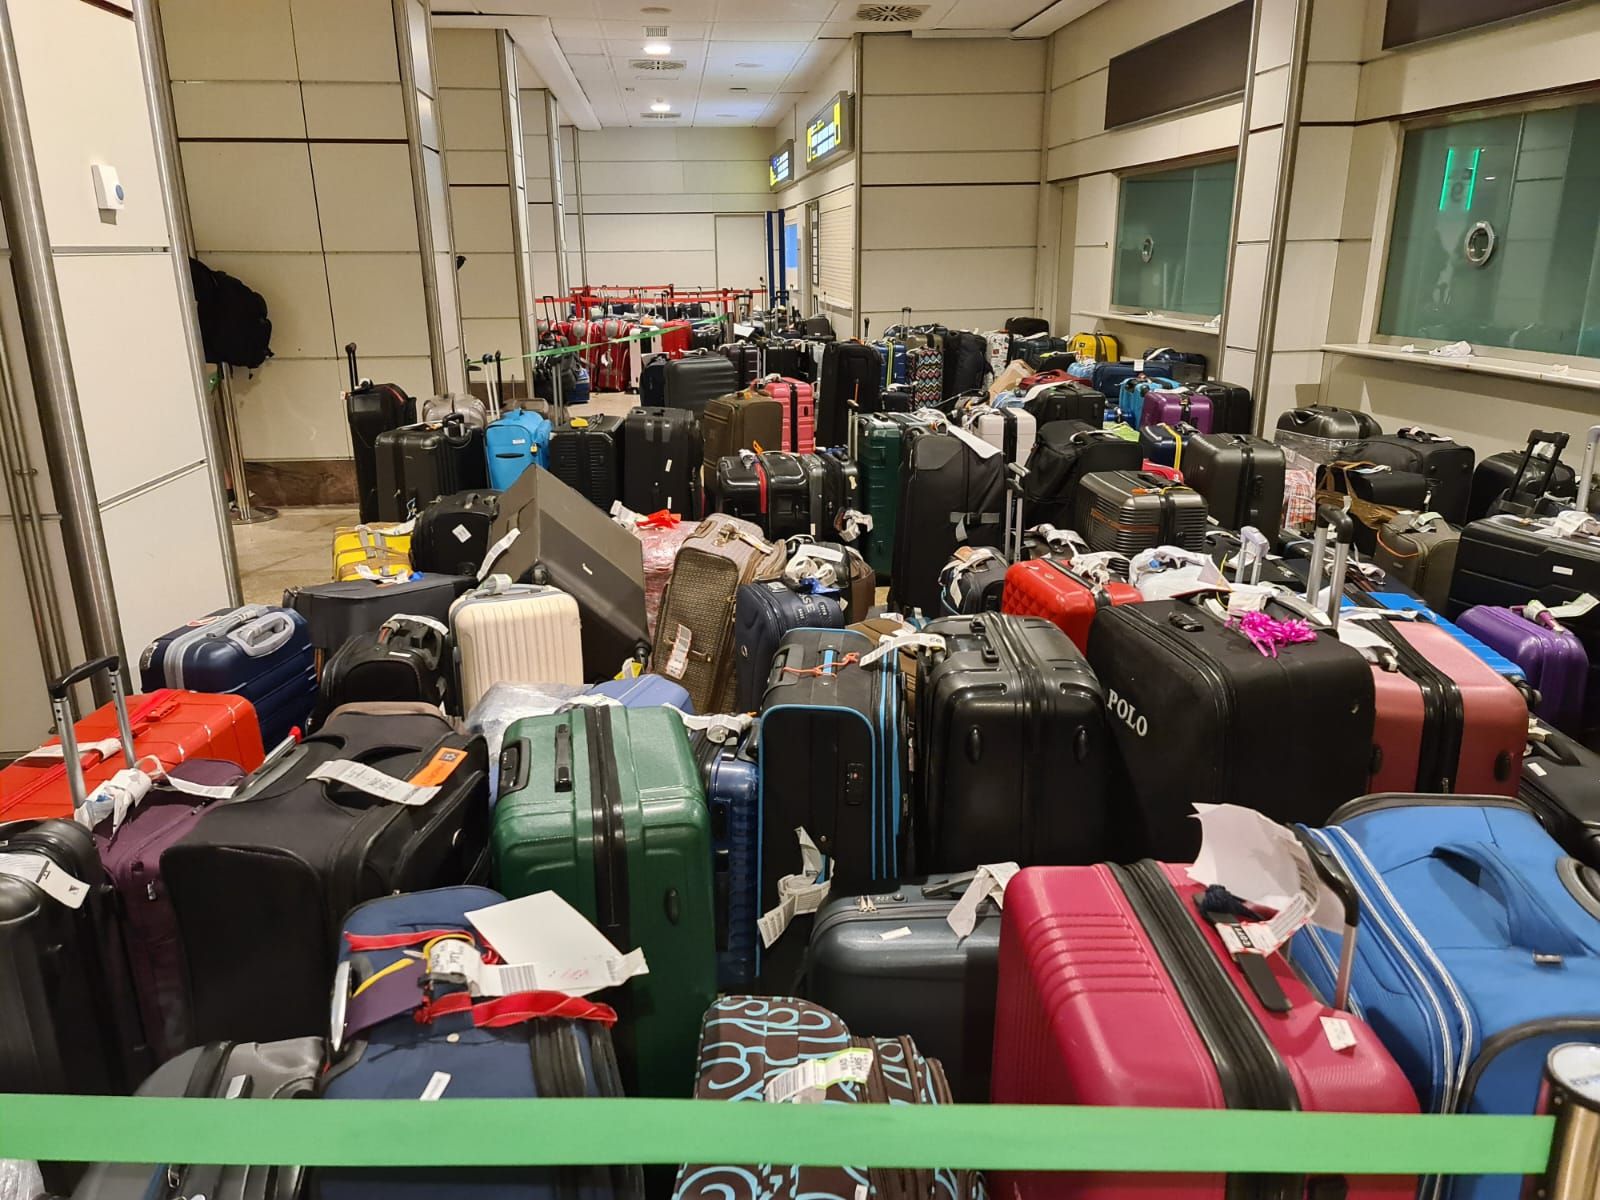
[990,861,1417,1200]
[764,376,816,455]
[1139,387,1215,433]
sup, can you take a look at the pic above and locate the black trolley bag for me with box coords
[344,342,417,523]
[715,451,811,540]
[163,703,490,1044]
[1193,380,1252,434]
[1350,427,1476,525]
[1085,508,1376,862]
[663,351,740,417]
[889,429,1006,616]
[718,341,761,387]
[72,1037,326,1200]
[482,465,650,679]
[915,614,1113,872]
[1023,380,1103,426]
[284,574,474,660]
[818,341,882,441]
[1521,718,1600,869]
[373,415,487,521]
[314,615,454,725]
[1470,429,1577,521]
[410,489,500,576]
[1181,431,1286,535]
[1019,419,1141,530]
[549,413,623,510]
[623,405,701,517]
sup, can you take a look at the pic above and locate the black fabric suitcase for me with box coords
[283,574,474,658]
[1351,428,1476,525]
[807,874,1001,1103]
[1024,381,1103,426]
[1194,380,1252,434]
[948,331,990,396]
[1317,460,1429,553]
[313,615,453,725]
[72,1038,325,1200]
[763,341,815,384]
[373,418,488,521]
[937,547,1008,615]
[889,431,1006,616]
[484,465,650,679]
[1469,430,1578,521]
[733,579,847,711]
[1521,719,1600,868]
[344,344,416,523]
[165,704,490,1044]
[819,342,882,440]
[718,342,761,388]
[1182,432,1285,534]
[623,406,701,517]
[1020,420,1142,530]
[1086,599,1375,861]
[715,451,810,539]
[1004,316,1049,337]
[1076,469,1209,554]
[916,614,1111,871]
[639,354,669,407]
[663,352,740,417]
[410,489,500,576]
[550,413,623,510]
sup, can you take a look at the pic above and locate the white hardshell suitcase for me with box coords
[449,578,584,711]
[970,406,1037,470]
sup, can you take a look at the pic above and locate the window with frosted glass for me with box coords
[1112,160,1236,317]
[1379,102,1600,358]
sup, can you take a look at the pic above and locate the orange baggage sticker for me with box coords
[408,746,469,787]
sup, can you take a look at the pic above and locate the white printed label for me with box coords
[758,828,832,948]
[159,772,238,802]
[428,938,648,998]
[663,624,692,681]
[1527,761,1548,777]
[452,524,472,544]
[330,960,351,1052]
[0,853,89,908]
[1320,1016,1357,1052]
[1133,359,1145,372]
[764,1047,874,1104]
[879,926,912,942]
[224,1074,249,1099]
[477,528,521,580]
[18,737,123,763]
[946,862,1019,939]
[1554,565,1576,576]
[665,458,673,473]
[420,1071,451,1101]
[307,760,439,807]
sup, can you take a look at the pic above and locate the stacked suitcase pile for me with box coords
[4,311,1600,1200]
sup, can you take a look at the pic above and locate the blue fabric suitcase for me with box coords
[484,408,552,489]
[1292,796,1600,1200]
[693,730,760,990]
[586,673,694,711]
[733,581,849,711]
[321,885,642,1200]
[1367,592,1526,681]
[139,605,316,749]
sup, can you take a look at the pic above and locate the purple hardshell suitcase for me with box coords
[1138,387,1214,433]
[1457,605,1590,735]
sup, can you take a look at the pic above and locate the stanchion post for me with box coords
[1534,1044,1600,1200]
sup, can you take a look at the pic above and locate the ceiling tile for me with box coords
[709,20,822,40]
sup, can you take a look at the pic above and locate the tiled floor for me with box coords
[235,392,638,603]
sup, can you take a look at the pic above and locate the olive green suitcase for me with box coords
[858,413,933,580]
[491,703,714,1098]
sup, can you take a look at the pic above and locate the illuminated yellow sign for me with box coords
[805,92,851,165]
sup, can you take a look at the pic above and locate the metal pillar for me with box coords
[1537,1044,1600,1199]
[393,0,448,396]
[1211,0,1267,360]
[0,0,127,699]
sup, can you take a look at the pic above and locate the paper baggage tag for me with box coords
[157,772,239,802]
[670,709,753,745]
[859,630,944,668]
[428,937,647,998]
[452,524,472,543]
[765,1046,875,1104]
[330,960,351,1053]
[1320,1016,1357,1053]
[408,746,470,788]
[944,423,1001,460]
[420,1071,451,1101]
[1530,594,1600,621]
[308,760,440,807]
[759,828,832,948]
[0,853,89,908]
[946,862,1019,939]
[464,891,650,998]
[664,624,693,680]
[18,737,123,763]
[1133,359,1145,372]
[879,927,912,942]
[74,764,156,832]
[477,528,521,580]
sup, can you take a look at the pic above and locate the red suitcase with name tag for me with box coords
[1000,557,1140,653]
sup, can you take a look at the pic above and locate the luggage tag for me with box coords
[0,852,89,908]
[16,736,124,764]
[427,935,646,998]
[764,1045,875,1104]
[671,709,754,745]
[477,529,521,580]
[759,827,831,947]
[463,891,649,997]
[859,629,944,668]
[74,760,158,832]
[945,862,1019,939]
[308,759,441,806]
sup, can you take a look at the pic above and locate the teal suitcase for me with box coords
[492,704,714,1098]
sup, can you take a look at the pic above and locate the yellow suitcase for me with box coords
[331,524,412,581]
[1069,331,1120,362]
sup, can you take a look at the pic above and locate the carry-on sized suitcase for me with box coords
[819,341,882,437]
[1138,385,1214,434]
[714,451,811,539]
[718,341,761,388]
[856,412,934,578]
[483,406,551,490]
[1076,470,1208,555]
[1469,429,1577,521]
[283,573,474,660]
[623,406,701,517]
[995,861,1419,1200]
[1371,510,1459,612]
[409,489,500,577]
[1275,405,1382,463]
[1021,379,1103,426]
[314,613,453,723]
[1521,718,1600,867]
[549,413,624,510]
[1352,428,1475,525]
[1180,431,1285,535]
[733,580,847,712]
[484,465,650,680]
[373,416,488,521]
[1000,555,1140,653]
[968,404,1037,469]
[916,615,1112,871]
[663,351,740,417]
[1192,380,1253,434]
[1020,420,1143,531]
[331,521,410,581]
[492,704,715,1097]
[1291,797,1600,1200]
[889,431,1006,616]
[343,342,416,523]
[140,604,316,750]
[701,391,782,488]
[694,728,761,991]
[762,376,816,454]
[164,704,490,1043]
[937,547,1009,615]
[450,578,585,712]
[1457,603,1589,733]
[322,886,642,1200]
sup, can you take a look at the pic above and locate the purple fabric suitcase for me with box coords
[1458,605,1590,734]
[1138,387,1214,433]
[94,758,245,1061]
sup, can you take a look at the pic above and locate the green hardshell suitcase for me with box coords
[858,413,932,580]
[491,703,714,1098]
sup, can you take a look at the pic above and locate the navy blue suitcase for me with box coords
[321,886,644,1200]
[1091,360,1141,402]
[733,580,848,711]
[139,605,316,748]
[693,730,760,991]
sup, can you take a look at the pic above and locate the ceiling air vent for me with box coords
[644,24,669,38]
[629,58,686,70]
[640,111,681,119]
[853,4,927,21]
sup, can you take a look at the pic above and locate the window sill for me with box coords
[1085,310,1221,338]
[1321,342,1600,393]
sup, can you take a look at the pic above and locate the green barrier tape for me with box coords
[0,1096,1554,1175]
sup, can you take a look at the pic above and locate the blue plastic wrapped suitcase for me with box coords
[572,365,591,405]
[484,408,552,489]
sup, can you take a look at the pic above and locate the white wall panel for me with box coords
[325,254,431,358]
[859,151,1040,186]
[863,94,1043,153]
[579,160,686,195]
[183,142,322,253]
[860,185,1038,251]
[198,252,334,360]
[161,0,298,82]
[582,213,715,253]
[864,35,1046,94]
[581,251,719,284]
[460,317,525,363]
[581,192,770,214]
[289,0,401,83]
[441,89,508,151]
[172,81,306,140]
[301,83,408,140]
[457,251,519,318]
[859,248,1035,313]
[435,28,501,88]
[312,144,421,252]
[449,187,514,253]
[232,357,350,460]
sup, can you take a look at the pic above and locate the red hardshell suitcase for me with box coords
[763,376,816,454]
[991,862,1418,1200]
[660,320,693,355]
[1000,557,1140,653]
[0,667,266,823]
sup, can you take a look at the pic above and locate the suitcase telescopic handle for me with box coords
[47,655,136,809]
[345,343,360,393]
[1291,828,1359,1012]
[1305,505,1354,626]
[1577,424,1600,516]
[1508,430,1572,501]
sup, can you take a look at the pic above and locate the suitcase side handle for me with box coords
[47,655,136,808]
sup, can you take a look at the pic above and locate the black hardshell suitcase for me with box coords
[763,341,815,385]
[313,615,453,725]
[164,704,490,1044]
[916,615,1112,871]
[719,342,761,388]
[1274,405,1382,461]
[803,450,860,541]
[1350,428,1476,525]
[1076,470,1209,555]
[1020,420,1142,530]
[484,465,650,679]
[344,344,417,524]
[374,418,488,521]
[284,574,474,659]
[639,354,669,407]
[1086,599,1375,861]
[819,342,882,440]
[715,452,811,540]
[1024,382,1103,427]
[1014,334,1072,371]
[623,406,701,517]
[549,413,623,510]
[72,1038,326,1200]
[1521,719,1600,868]
[410,489,500,576]
[1469,430,1578,521]
[807,874,1001,1103]
[889,431,1006,617]
[663,352,740,417]
[1194,381,1252,434]
[1182,432,1286,534]
[733,580,848,711]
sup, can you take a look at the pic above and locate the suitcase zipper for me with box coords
[1112,861,1299,1200]
[584,706,631,952]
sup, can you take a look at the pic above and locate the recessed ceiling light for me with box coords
[643,40,671,55]
[650,99,672,113]
[734,62,760,68]
[729,86,748,92]
[719,113,737,118]
[642,5,670,12]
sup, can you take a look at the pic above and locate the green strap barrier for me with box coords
[0,1096,1554,1175]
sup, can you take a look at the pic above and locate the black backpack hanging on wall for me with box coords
[189,258,272,368]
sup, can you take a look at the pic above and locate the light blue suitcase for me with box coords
[585,673,694,712]
[484,409,551,489]
[1292,795,1600,1200]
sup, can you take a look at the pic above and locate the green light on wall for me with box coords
[1438,146,1456,211]
[1464,147,1482,210]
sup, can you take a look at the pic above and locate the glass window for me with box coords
[1112,159,1236,317]
[1379,101,1600,358]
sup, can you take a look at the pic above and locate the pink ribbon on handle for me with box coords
[1229,611,1317,658]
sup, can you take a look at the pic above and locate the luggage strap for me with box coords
[779,651,859,677]
[415,990,618,1029]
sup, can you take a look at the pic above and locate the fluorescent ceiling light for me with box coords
[644,40,672,55]
[650,99,672,112]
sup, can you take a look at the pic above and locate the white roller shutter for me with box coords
[816,188,853,312]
